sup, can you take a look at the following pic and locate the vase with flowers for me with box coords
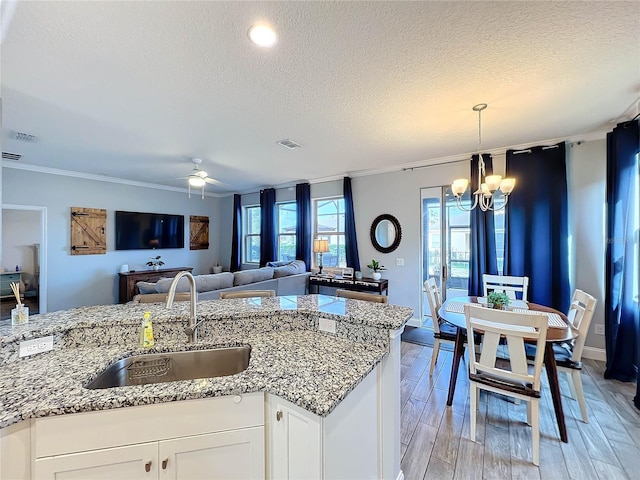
[367,259,386,281]
[146,255,165,271]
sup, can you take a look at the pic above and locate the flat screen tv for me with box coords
[115,211,185,250]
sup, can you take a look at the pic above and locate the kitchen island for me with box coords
[0,295,412,480]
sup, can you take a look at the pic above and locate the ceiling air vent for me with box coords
[277,139,302,150]
[2,152,22,161]
[10,131,38,143]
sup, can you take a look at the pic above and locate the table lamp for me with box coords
[313,239,330,274]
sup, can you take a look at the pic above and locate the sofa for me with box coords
[134,260,310,301]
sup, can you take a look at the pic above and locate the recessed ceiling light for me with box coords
[248,24,277,48]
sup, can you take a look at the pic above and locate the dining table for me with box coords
[438,296,577,443]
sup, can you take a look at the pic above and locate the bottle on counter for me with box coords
[140,311,155,348]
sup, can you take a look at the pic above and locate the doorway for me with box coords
[1,204,47,319]
[420,187,471,325]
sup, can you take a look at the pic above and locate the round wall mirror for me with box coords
[370,214,402,253]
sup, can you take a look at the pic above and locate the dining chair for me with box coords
[525,289,597,423]
[218,290,276,299]
[464,304,548,466]
[335,289,388,303]
[483,274,529,301]
[424,278,457,376]
[132,292,192,303]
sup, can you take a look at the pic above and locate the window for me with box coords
[313,197,346,268]
[278,202,297,261]
[243,205,260,264]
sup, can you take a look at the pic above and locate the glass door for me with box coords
[420,187,471,325]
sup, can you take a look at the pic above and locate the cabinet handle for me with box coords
[276,410,283,421]
[162,458,168,470]
[145,461,152,472]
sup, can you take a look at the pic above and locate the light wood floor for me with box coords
[400,340,640,480]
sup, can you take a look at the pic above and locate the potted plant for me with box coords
[212,262,223,274]
[366,259,386,280]
[487,291,510,309]
[146,255,165,271]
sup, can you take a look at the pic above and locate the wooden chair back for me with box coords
[218,290,276,299]
[464,304,548,393]
[335,289,388,303]
[483,274,529,301]
[424,278,443,334]
[567,289,597,362]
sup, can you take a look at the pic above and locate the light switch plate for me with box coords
[19,335,54,357]
[595,324,605,335]
[318,317,337,334]
[395,258,404,266]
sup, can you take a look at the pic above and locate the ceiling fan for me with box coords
[186,158,228,198]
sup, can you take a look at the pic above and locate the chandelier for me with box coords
[451,104,515,211]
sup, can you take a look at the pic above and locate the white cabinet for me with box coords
[25,394,265,480]
[266,364,379,480]
[34,442,157,480]
[33,428,266,480]
[267,397,322,480]
[159,428,264,480]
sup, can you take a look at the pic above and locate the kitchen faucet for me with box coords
[166,271,199,343]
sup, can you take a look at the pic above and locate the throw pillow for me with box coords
[196,272,234,292]
[267,260,293,267]
[156,276,190,293]
[136,281,158,294]
[273,263,300,278]
[233,267,275,286]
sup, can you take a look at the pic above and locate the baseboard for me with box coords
[582,346,606,362]
[405,317,422,328]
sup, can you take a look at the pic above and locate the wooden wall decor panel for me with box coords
[190,215,210,250]
[70,207,107,255]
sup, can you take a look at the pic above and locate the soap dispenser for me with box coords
[140,311,155,348]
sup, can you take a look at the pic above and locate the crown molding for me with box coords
[1,161,227,198]
[2,129,609,197]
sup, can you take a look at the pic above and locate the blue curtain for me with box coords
[259,188,277,267]
[504,142,570,312]
[343,177,361,271]
[230,194,242,272]
[468,154,498,296]
[295,182,312,270]
[603,119,639,411]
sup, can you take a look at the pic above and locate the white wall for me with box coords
[2,168,222,312]
[567,139,606,350]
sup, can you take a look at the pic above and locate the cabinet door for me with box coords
[34,442,157,480]
[266,395,322,480]
[159,427,264,480]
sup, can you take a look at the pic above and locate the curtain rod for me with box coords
[403,157,470,172]
[403,141,566,171]
[512,144,560,155]
[623,112,640,128]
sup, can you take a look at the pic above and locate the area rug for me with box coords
[401,326,453,351]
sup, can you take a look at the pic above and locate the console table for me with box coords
[308,275,388,296]
[118,267,193,303]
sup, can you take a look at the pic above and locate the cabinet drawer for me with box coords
[34,393,264,458]
[0,273,21,296]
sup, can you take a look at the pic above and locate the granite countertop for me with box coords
[0,295,413,429]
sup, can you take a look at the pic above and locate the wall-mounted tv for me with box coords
[115,211,185,250]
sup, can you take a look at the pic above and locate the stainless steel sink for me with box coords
[85,346,251,389]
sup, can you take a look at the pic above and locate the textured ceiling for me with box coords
[1,1,639,194]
